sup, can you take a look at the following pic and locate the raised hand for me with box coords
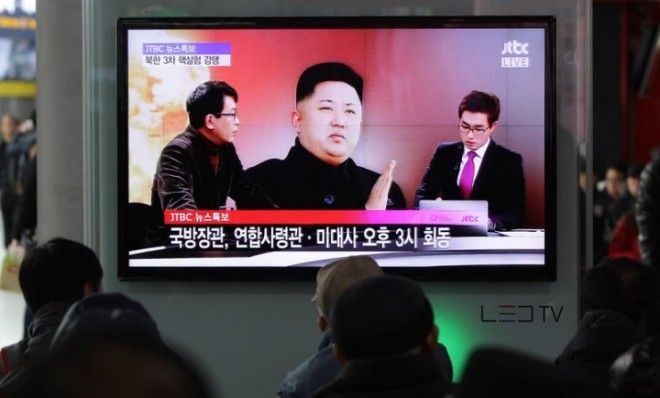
[365,160,396,210]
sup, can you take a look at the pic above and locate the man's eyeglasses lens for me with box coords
[217,113,238,121]
[458,124,487,136]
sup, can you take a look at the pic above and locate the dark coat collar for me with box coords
[286,138,356,178]
[183,125,226,155]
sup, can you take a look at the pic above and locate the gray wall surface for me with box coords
[37,0,84,242]
[37,0,590,397]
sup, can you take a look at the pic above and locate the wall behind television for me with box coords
[38,1,589,397]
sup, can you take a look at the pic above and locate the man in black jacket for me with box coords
[242,62,405,210]
[555,257,657,384]
[151,81,275,211]
[278,256,385,398]
[311,275,451,398]
[414,91,525,230]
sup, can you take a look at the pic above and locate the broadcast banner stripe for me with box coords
[163,210,486,225]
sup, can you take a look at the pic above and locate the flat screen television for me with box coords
[117,16,556,280]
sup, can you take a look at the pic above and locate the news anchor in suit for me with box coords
[414,91,525,230]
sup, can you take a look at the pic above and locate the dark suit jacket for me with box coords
[242,139,406,210]
[414,140,525,229]
[151,126,275,211]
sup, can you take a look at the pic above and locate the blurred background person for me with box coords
[555,257,657,384]
[0,238,103,390]
[311,275,451,398]
[608,165,644,259]
[456,347,608,398]
[600,164,627,247]
[610,336,660,398]
[3,292,213,398]
[49,292,160,348]
[278,256,385,398]
[0,111,35,248]
[0,113,20,247]
[637,154,660,270]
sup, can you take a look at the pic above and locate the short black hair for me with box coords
[186,80,237,129]
[627,164,645,179]
[582,257,658,321]
[19,238,103,312]
[606,163,627,178]
[51,293,161,349]
[296,62,363,104]
[331,275,434,360]
[458,90,501,126]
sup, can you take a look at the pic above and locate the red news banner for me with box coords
[164,210,484,225]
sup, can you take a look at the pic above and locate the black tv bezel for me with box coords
[117,16,557,282]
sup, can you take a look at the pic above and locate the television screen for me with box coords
[0,8,36,97]
[117,16,556,280]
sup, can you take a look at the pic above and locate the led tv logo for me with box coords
[480,304,563,323]
[501,40,529,68]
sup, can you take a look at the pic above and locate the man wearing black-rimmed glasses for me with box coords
[151,80,275,211]
[414,90,525,230]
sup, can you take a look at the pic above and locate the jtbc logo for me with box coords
[480,304,563,323]
[501,40,529,55]
[170,212,194,222]
[460,215,479,222]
